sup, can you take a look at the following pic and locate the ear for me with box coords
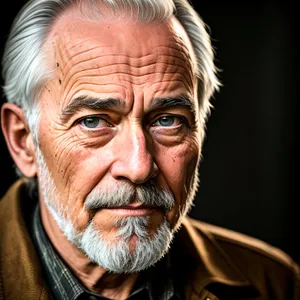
[1,103,37,177]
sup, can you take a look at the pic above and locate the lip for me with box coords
[103,204,160,216]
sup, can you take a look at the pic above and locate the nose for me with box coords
[110,126,158,184]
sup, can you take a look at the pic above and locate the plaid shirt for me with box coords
[31,204,181,300]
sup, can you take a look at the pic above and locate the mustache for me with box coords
[84,180,175,212]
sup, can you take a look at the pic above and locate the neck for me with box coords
[39,201,140,300]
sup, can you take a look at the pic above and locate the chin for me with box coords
[68,217,174,273]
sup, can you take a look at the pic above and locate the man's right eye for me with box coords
[79,116,111,129]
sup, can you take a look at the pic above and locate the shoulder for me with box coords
[180,217,300,299]
[188,217,298,272]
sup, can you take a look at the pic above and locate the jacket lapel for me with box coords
[0,179,52,300]
[173,218,257,299]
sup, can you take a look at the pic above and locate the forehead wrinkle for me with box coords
[58,54,194,102]
[55,40,194,92]
[61,55,194,100]
[54,28,194,68]
[62,74,193,103]
[60,49,190,72]
[48,14,197,72]
[56,45,193,79]
[62,62,193,88]
[51,25,196,82]
[60,53,192,92]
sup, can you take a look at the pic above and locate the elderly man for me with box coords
[0,0,299,299]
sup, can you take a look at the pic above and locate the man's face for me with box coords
[36,11,200,270]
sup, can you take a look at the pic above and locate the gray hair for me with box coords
[2,0,220,136]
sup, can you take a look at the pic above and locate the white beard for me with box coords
[36,146,175,273]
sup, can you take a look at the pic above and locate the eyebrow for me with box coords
[60,96,125,123]
[60,94,196,123]
[150,94,196,115]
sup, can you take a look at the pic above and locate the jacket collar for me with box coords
[0,179,52,299]
[171,217,258,299]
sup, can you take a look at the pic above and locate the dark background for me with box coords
[0,1,299,264]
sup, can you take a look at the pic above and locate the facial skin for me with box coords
[32,6,201,298]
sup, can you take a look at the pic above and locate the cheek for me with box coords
[156,140,200,227]
[158,139,199,187]
[39,133,115,230]
[66,146,115,197]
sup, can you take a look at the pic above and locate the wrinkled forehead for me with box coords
[44,5,197,78]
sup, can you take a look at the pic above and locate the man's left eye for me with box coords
[152,116,182,127]
[80,117,109,129]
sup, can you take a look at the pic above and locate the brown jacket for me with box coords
[1,179,299,300]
